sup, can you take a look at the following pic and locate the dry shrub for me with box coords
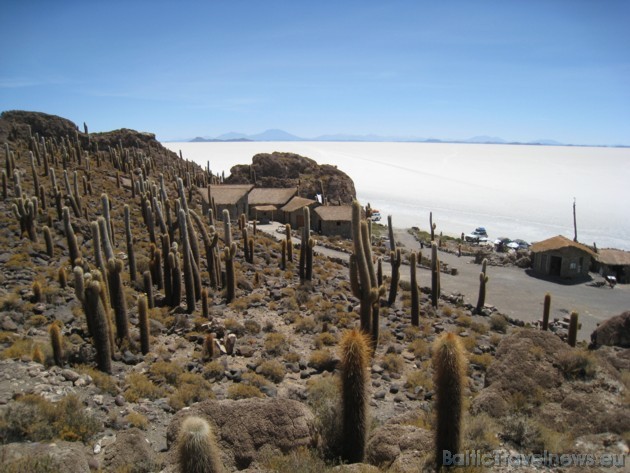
[169,372,214,410]
[314,332,337,348]
[308,349,336,371]
[258,360,286,383]
[227,383,264,400]
[408,338,430,359]
[557,349,597,380]
[380,353,404,374]
[125,411,149,430]
[124,373,166,402]
[490,314,508,333]
[264,332,288,356]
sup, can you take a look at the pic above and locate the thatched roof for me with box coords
[248,188,297,206]
[530,235,596,257]
[314,205,353,221]
[597,249,630,266]
[281,196,317,213]
[252,205,278,212]
[200,185,254,205]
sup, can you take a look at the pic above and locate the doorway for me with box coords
[550,256,562,276]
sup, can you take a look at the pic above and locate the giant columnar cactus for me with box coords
[176,416,225,473]
[186,210,201,271]
[162,234,173,304]
[339,329,371,463]
[242,225,253,264]
[190,209,220,289]
[98,216,114,262]
[13,195,38,242]
[410,252,419,326]
[91,221,103,269]
[170,249,182,307]
[349,200,380,341]
[433,332,466,471]
[224,242,237,303]
[138,294,150,355]
[124,205,137,283]
[49,323,63,367]
[2,169,7,200]
[281,239,287,270]
[101,193,114,246]
[431,242,440,308]
[29,152,40,196]
[542,293,551,331]
[143,270,155,309]
[387,248,402,306]
[85,280,112,373]
[387,214,395,251]
[177,177,189,213]
[285,224,293,262]
[43,225,53,258]
[475,258,488,314]
[430,211,436,242]
[299,206,314,282]
[107,258,129,343]
[63,206,81,266]
[179,208,196,313]
[568,311,579,347]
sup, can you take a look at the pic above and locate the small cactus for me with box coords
[85,280,112,374]
[49,323,63,367]
[568,311,579,347]
[542,293,551,331]
[410,252,419,326]
[339,329,371,464]
[475,259,489,314]
[431,242,440,308]
[432,332,467,470]
[176,416,225,473]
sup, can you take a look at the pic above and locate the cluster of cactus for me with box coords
[12,194,38,241]
[475,258,489,314]
[349,200,384,347]
[431,241,440,308]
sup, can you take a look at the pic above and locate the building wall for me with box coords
[533,248,591,278]
[217,196,248,221]
[317,219,352,238]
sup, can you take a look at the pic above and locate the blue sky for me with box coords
[1,0,628,144]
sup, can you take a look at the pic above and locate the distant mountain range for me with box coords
[178,130,623,147]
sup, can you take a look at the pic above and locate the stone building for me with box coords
[530,235,596,279]
[280,196,318,229]
[313,205,353,238]
[593,249,630,284]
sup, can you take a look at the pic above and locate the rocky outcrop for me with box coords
[166,398,317,470]
[0,110,80,142]
[103,428,160,473]
[590,311,630,348]
[366,421,432,470]
[225,152,356,204]
[0,441,92,473]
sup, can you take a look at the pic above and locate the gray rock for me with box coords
[104,428,160,473]
[0,441,91,473]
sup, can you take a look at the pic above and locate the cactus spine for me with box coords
[475,258,488,314]
[433,332,466,471]
[542,293,551,331]
[138,294,150,355]
[431,242,440,308]
[410,252,419,326]
[176,416,225,473]
[339,329,371,464]
[49,323,63,367]
[568,311,579,347]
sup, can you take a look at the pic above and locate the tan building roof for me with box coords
[252,205,278,212]
[200,185,253,205]
[530,235,596,257]
[597,249,630,266]
[281,196,317,213]
[314,205,353,221]
[248,187,297,206]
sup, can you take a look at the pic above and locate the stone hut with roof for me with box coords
[313,205,353,238]
[593,249,630,284]
[247,187,297,223]
[200,184,254,220]
[530,235,596,279]
[281,196,318,229]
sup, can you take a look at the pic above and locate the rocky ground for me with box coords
[0,111,628,473]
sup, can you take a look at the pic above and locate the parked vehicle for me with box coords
[370,210,382,222]
[465,227,488,243]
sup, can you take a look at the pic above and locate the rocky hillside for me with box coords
[0,111,627,473]
[225,152,356,204]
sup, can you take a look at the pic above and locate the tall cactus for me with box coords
[101,193,114,246]
[387,248,401,306]
[339,329,371,464]
[285,224,293,262]
[410,252,419,326]
[85,280,112,374]
[124,205,137,282]
[430,211,436,242]
[431,242,440,308]
[299,207,312,281]
[49,323,63,367]
[63,206,81,266]
[179,208,196,313]
[475,258,488,314]
[542,293,551,331]
[107,258,129,343]
[13,195,38,242]
[568,311,579,347]
[433,332,466,471]
[138,294,150,355]
[222,210,236,303]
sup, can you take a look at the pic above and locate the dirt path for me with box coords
[257,223,630,341]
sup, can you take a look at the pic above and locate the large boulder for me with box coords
[366,422,432,470]
[103,428,160,473]
[226,152,356,204]
[0,441,91,473]
[590,311,630,348]
[166,398,317,470]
